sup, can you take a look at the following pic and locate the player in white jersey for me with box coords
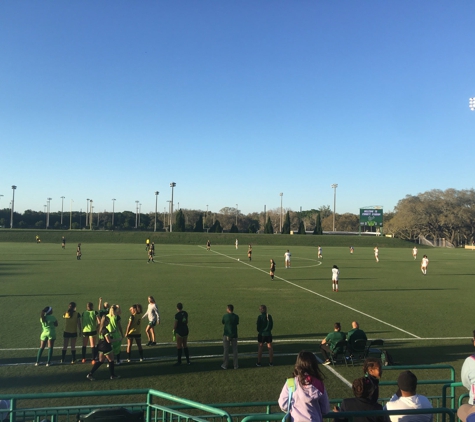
[374,246,379,262]
[235,239,239,249]
[317,246,323,259]
[284,250,291,268]
[421,255,429,275]
[331,265,340,292]
[412,246,418,260]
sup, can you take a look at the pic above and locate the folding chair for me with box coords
[329,340,349,366]
[347,338,368,366]
[364,339,384,359]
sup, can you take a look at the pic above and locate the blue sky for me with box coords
[1,1,474,216]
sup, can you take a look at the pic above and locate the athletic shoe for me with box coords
[60,360,64,364]
[110,375,121,380]
[146,341,152,346]
[127,359,131,363]
[46,363,51,367]
[81,359,86,363]
[116,361,121,365]
[221,364,227,370]
[35,362,39,366]
[86,374,95,381]
[323,360,331,365]
[269,363,274,367]
[151,342,156,346]
[139,358,144,362]
[71,360,75,364]
[255,362,261,367]
[234,366,238,369]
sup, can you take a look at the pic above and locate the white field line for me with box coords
[200,246,421,339]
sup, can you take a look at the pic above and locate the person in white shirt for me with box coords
[412,247,418,260]
[284,250,291,268]
[374,246,379,262]
[235,239,238,249]
[421,255,429,275]
[318,246,323,259]
[331,265,339,292]
[385,370,433,422]
[142,296,160,346]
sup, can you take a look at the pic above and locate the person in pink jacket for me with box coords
[279,351,331,421]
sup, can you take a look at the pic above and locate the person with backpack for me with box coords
[278,350,330,422]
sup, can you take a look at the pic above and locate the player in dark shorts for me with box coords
[125,304,144,362]
[269,259,276,280]
[248,245,252,261]
[86,318,121,381]
[76,243,82,260]
[61,236,66,249]
[81,302,99,363]
[256,305,274,366]
[61,302,82,364]
[150,242,155,255]
[206,240,211,251]
[173,302,190,365]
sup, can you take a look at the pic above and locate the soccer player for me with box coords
[147,248,155,263]
[143,296,160,346]
[318,246,323,259]
[412,246,418,260]
[61,236,66,249]
[106,305,124,365]
[421,255,429,275]
[270,259,276,280]
[86,316,121,381]
[332,265,340,292]
[284,250,291,268]
[36,306,58,366]
[125,304,144,362]
[349,246,354,254]
[81,302,98,363]
[206,240,211,251]
[235,239,239,249]
[61,302,82,364]
[256,305,274,367]
[76,243,82,260]
[173,302,190,366]
[247,244,252,261]
[374,246,379,262]
[145,238,150,251]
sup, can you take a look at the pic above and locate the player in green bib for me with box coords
[81,302,99,363]
[36,306,58,366]
[106,305,124,364]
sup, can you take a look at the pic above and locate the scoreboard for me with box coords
[359,207,383,229]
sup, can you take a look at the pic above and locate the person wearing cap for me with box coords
[461,331,475,406]
[384,370,432,422]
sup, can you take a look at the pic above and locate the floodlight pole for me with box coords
[89,200,93,230]
[470,97,475,111]
[135,200,139,229]
[331,184,338,231]
[112,199,116,229]
[46,198,52,229]
[10,186,17,229]
[170,182,176,232]
[279,193,283,233]
[86,199,90,227]
[60,196,65,225]
[154,191,159,232]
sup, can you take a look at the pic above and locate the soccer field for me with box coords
[0,241,473,405]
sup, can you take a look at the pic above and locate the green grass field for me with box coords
[0,240,473,407]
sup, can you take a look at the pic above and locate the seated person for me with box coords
[347,321,367,355]
[384,371,432,422]
[320,322,346,365]
[333,376,389,422]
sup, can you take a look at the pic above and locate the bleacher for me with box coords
[0,365,470,422]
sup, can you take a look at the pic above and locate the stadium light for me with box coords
[331,184,338,231]
[154,192,159,232]
[89,200,93,231]
[470,97,475,111]
[10,185,17,229]
[112,199,116,229]
[86,199,89,227]
[279,193,283,233]
[135,200,139,229]
[60,196,65,225]
[46,198,52,229]
[170,182,176,233]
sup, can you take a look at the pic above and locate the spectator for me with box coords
[256,305,273,367]
[333,376,389,422]
[384,370,432,422]
[347,321,368,355]
[321,323,346,365]
[364,358,383,403]
[461,331,475,405]
[457,404,475,422]
[221,304,239,370]
[278,350,330,422]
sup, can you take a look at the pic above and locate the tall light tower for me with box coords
[170,182,176,232]
[470,97,475,111]
[46,198,52,229]
[112,199,116,229]
[89,200,93,231]
[86,199,90,227]
[154,191,159,232]
[279,193,283,233]
[60,196,65,225]
[135,201,139,229]
[70,199,74,230]
[167,200,172,231]
[331,183,338,232]
[10,185,17,229]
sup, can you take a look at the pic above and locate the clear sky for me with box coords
[1,1,474,216]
